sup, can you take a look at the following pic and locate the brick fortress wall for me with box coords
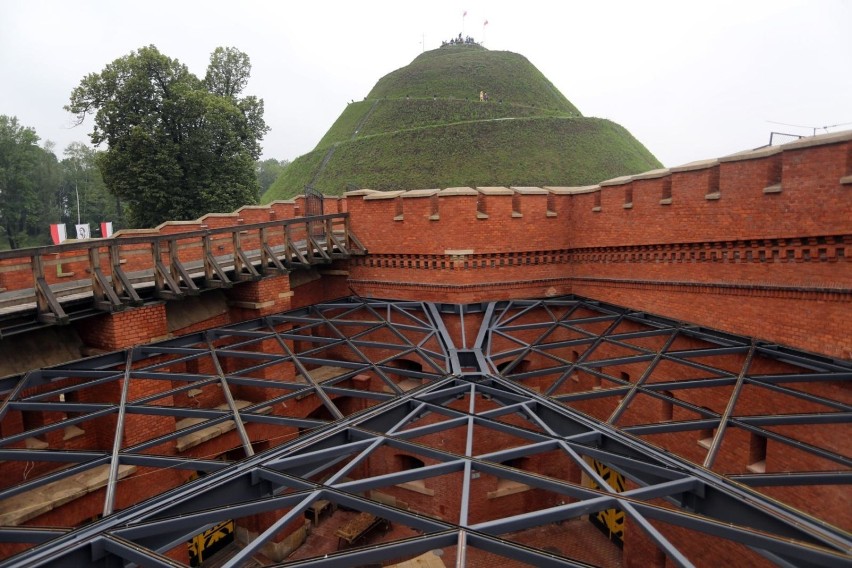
[2,132,846,358]
[346,130,852,359]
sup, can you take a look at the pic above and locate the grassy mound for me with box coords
[263,45,660,201]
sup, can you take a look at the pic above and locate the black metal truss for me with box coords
[0,296,849,567]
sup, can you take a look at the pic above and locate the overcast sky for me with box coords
[1,0,850,169]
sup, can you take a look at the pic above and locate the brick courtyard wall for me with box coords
[346,131,852,358]
[1,130,850,565]
[346,187,574,303]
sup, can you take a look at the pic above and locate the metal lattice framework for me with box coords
[0,297,849,567]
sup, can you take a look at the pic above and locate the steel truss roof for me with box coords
[0,296,849,567]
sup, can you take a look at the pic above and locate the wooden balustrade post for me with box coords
[31,250,68,324]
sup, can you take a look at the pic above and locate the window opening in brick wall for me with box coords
[747,433,767,473]
[697,407,716,449]
[546,192,556,216]
[571,350,580,382]
[61,391,86,441]
[661,391,674,422]
[512,193,521,217]
[624,187,633,207]
[22,410,48,449]
[620,372,630,382]
[495,457,531,494]
[593,191,602,211]
[661,177,672,202]
[495,359,530,378]
[477,193,487,218]
[391,359,425,390]
[766,154,782,191]
[394,196,404,220]
[706,167,720,198]
[396,454,429,492]
[429,194,440,220]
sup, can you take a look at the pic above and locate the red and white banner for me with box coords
[100,221,114,238]
[50,223,67,245]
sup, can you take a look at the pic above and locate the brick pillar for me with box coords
[76,302,169,352]
[237,513,309,562]
[226,273,293,321]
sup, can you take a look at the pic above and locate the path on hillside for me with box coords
[344,98,574,144]
[347,114,583,143]
[351,99,380,140]
[307,100,381,190]
[300,103,575,194]
[307,143,338,189]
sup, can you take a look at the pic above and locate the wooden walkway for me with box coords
[0,213,365,336]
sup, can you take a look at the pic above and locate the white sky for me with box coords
[1,0,850,169]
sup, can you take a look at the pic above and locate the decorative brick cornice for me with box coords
[570,235,850,265]
[352,235,850,271]
[351,249,572,270]
[348,276,573,292]
[569,276,851,301]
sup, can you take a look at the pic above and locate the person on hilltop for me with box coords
[480,90,484,102]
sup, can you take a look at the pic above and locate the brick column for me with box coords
[226,274,293,321]
[76,302,169,352]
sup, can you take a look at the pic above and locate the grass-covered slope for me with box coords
[368,46,579,114]
[264,44,660,201]
[270,117,657,193]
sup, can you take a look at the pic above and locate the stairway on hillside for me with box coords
[351,99,380,140]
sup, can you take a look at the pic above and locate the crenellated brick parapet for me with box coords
[0,130,849,358]
[568,130,851,247]
[344,130,852,357]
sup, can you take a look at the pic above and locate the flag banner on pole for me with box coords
[484,20,488,26]
[100,221,114,238]
[50,224,67,245]
[463,10,467,16]
[75,224,91,240]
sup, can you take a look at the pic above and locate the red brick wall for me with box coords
[77,303,169,351]
[345,135,851,357]
[5,133,848,358]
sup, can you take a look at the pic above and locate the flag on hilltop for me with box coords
[484,20,489,26]
[463,10,467,16]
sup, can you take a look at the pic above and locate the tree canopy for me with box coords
[0,116,73,249]
[256,158,290,194]
[66,45,269,228]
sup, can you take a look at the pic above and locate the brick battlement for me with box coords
[0,130,849,358]
[345,130,851,246]
[343,129,851,357]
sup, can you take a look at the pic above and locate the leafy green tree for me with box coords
[205,46,251,98]
[30,140,63,243]
[66,45,269,228]
[61,142,124,234]
[0,116,42,248]
[256,158,290,194]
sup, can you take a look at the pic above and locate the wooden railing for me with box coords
[0,213,365,327]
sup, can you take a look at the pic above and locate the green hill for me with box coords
[264,44,660,201]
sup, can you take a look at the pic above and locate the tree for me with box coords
[0,116,43,249]
[66,45,269,228]
[256,158,290,195]
[30,140,63,243]
[61,142,124,234]
[205,46,251,98]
